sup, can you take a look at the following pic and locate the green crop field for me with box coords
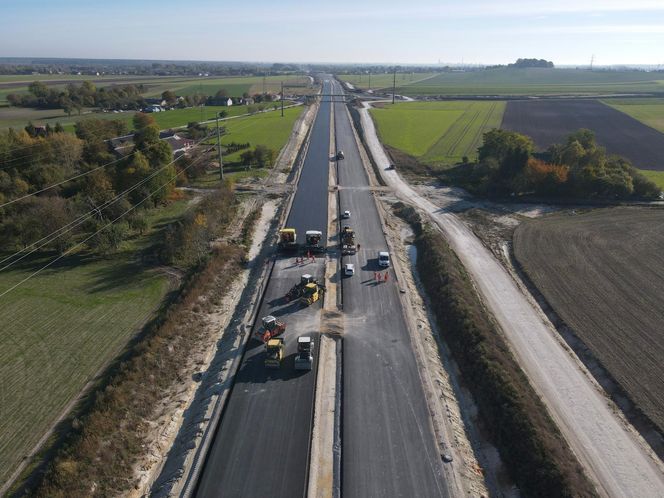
[0,197,190,489]
[0,74,312,106]
[338,72,437,90]
[396,68,664,96]
[370,101,505,165]
[604,98,664,134]
[0,102,293,133]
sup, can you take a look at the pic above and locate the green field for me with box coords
[396,68,664,96]
[0,102,294,133]
[637,169,664,190]
[0,197,190,489]
[604,98,664,134]
[339,72,437,90]
[193,105,303,186]
[370,101,505,165]
[0,74,313,108]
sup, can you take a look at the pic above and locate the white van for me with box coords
[378,251,390,267]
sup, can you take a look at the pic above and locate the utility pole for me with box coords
[392,67,396,104]
[216,113,224,181]
[281,81,284,117]
[590,54,595,71]
[368,72,371,91]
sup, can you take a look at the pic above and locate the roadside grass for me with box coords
[26,183,244,497]
[337,72,437,90]
[0,197,190,490]
[398,68,664,96]
[194,105,303,188]
[603,98,664,134]
[220,104,303,157]
[370,101,505,165]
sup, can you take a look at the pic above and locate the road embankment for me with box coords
[393,203,597,497]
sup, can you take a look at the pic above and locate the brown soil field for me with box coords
[513,207,664,435]
[502,99,664,170]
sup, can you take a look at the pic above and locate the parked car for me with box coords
[344,263,355,276]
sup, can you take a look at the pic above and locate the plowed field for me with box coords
[513,207,664,433]
[502,99,664,170]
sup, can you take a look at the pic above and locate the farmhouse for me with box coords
[163,134,195,157]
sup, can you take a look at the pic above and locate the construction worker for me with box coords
[357,243,361,252]
[384,272,389,282]
[377,272,382,282]
[374,271,377,281]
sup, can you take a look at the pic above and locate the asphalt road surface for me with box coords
[358,101,664,498]
[195,80,333,498]
[333,80,449,497]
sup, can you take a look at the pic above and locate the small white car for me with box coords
[378,251,390,268]
[342,210,351,219]
[344,263,355,276]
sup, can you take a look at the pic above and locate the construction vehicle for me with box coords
[305,230,325,253]
[255,315,286,343]
[300,282,325,306]
[278,228,297,251]
[341,226,357,255]
[294,336,314,370]
[264,338,284,369]
[286,274,317,302]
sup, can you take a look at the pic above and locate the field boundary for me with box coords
[508,219,664,460]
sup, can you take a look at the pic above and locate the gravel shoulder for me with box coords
[359,100,664,497]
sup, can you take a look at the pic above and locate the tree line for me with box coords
[0,113,206,258]
[453,128,659,200]
[7,80,283,116]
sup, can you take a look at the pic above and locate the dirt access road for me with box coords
[359,100,664,497]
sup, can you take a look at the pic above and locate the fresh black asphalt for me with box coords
[333,80,449,497]
[195,80,333,498]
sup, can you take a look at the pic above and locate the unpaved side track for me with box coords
[358,101,664,498]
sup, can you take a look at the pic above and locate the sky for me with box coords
[2,0,664,66]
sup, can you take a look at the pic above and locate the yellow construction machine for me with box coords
[278,228,297,251]
[264,338,284,369]
[300,282,325,306]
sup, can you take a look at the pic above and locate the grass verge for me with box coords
[392,202,597,498]
[24,191,246,496]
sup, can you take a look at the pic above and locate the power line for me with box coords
[0,134,212,272]
[0,128,213,209]
[0,149,206,300]
[0,152,137,207]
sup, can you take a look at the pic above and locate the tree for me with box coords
[215,88,229,98]
[161,90,177,105]
[28,81,49,98]
[133,112,156,131]
[46,132,84,170]
[240,150,254,167]
[253,145,275,168]
[89,221,129,255]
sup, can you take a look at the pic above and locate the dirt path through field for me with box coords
[359,101,664,497]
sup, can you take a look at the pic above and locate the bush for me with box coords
[393,205,597,497]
